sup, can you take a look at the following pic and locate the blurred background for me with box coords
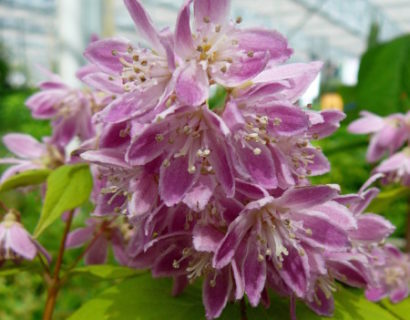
[0,0,409,319]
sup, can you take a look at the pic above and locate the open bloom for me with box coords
[366,244,410,303]
[375,147,410,186]
[348,111,408,162]
[26,71,96,145]
[0,209,49,265]
[126,105,234,206]
[171,0,292,106]
[213,185,355,304]
[0,133,64,183]
[66,218,128,265]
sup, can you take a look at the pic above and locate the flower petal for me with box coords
[203,270,232,320]
[66,226,94,248]
[3,133,45,159]
[123,0,163,51]
[85,236,108,265]
[193,0,230,27]
[236,142,278,189]
[276,185,339,210]
[213,213,253,269]
[350,214,395,242]
[159,155,197,206]
[243,234,266,306]
[176,62,209,106]
[193,224,224,253]
[279,245,309,297]
[84,38,131,74]
[9,225,37,260]
[174,0,194,58]
[236,29,292,64]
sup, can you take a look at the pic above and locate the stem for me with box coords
[240,298,248,320]
[0,199,9,212]
[405,196,410,252]
[42,210,74,320]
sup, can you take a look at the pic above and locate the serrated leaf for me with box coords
[0,169,51,192]
[34,164,92,237]
[70,265,145,280]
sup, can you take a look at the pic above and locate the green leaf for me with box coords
[357,35,410,115]
[0,169,51,192]
[367,187,410,213]
[34,164,92,237]
[380,298,410,320]
[70,265,145,280]
[0,261,43,276]
[68,274,205,320]
[68,273,399,320]
[208,85,227,110]
[291,287,398,320]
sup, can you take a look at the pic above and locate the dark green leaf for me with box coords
[0,169,51,192]
[34,164,92,237]
[0,261,43,276]
[68,274,207,320]
[70,265,145,280]
[357,35,410,115]
[68,273,399,320]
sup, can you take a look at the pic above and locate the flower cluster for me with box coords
[0,0,405,319]
[349,111,410,186]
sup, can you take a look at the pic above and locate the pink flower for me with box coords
[66,218,128,265]
[375,148,410,186]
[126,106,234,206]
[348,111,408,162]
[213,185,353,304]
[172,0,292,106]
[366,244,410,303]
[0,209,49,265]
[26,71,96,144]
[0,133,64,183]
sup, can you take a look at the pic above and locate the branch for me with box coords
[42,209,75,320]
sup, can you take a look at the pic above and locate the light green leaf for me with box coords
[68,273,399,320]
[367,187,410,213]
[70,265,145,280]
[34,164,92,237]
[380,299,410,320]
[0,169,51,192]
[290,287,398,320]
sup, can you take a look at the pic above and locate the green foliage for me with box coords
[357,35,410,115]
[381,298,410,320]
[208,85,227,110]
[367,187,410,214]
[70,265,144,280]
[34,164,93,237]
[0,169,51,193]
[69,274,402,320]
